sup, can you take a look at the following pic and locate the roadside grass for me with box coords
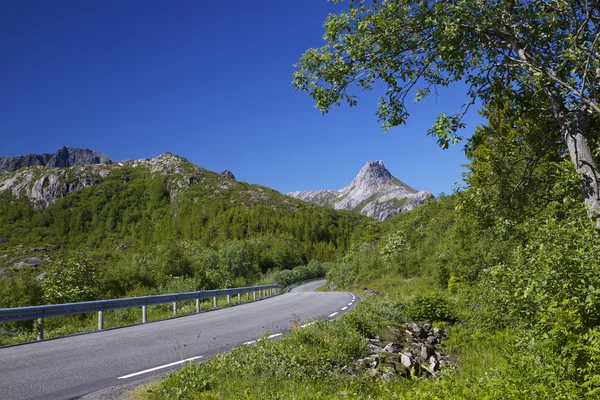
[0,291,273,346]
[131,276,511,399]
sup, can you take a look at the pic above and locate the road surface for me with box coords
[0,280,356,400]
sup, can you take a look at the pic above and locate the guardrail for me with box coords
[0,284,282,341]
[284,277,326,293]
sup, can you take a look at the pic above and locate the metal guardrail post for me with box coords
[142,305,148,323]
[253,291,256,300]
[98,311,104,330]
[196,298,200,313]
[227,295,230,305]
[172,302,177,315]
[36,318,44,341]
[213,297,217,308]
[237,293,241,302]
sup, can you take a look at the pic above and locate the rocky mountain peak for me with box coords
[0,146,113,172]
[355,160,393,183]
[287,160,432,221]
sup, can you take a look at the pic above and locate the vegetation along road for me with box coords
[0,280,356,400]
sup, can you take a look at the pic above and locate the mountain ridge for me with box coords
[0,146,113,172]
[287,161,431,221]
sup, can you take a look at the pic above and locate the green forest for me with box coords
[0,159,367,343]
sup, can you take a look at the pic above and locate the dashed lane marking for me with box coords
[341,307,348,311]
[328,312,338,318]
[118,356,203,379]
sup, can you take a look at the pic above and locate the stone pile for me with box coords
[350,323,452,380]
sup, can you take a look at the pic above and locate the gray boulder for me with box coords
[219,170,236,180]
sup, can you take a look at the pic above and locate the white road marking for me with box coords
[268,333,282,339]
[328,312,338,318]
[118,356,203,379]
[300,321,316,328]
[347,303,352,306]
[341,307,348,311]
[244,340,256,345]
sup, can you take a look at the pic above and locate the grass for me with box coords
[129,276,511,400]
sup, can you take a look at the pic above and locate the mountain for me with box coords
[0,146,113,172]
[287,161,432,221]
[0,150,367,287]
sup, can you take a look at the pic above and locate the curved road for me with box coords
[0,280,356,400]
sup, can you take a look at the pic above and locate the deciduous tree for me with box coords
[294,0,600,222]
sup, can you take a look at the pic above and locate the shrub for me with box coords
[42,254,99,304]
[405,293,456,323]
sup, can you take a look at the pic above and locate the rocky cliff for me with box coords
[287,161,431,221]
[0,150,251,209]
[0,146,113,172]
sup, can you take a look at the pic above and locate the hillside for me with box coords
[287,160,431,221]
[0,150,368,305]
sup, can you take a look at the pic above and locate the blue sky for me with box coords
[1,1,483,196]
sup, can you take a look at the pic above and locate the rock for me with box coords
[383,342,403,353]
[368,344,385,353]
[25,257,42,264]
[363,288,383,296]
[400,353,413,369]
[433,327,442,337]
[287,160,433,221]
[13,262,28,270]
[356,357,376,368]
[427,335,439,345]
[423,323,432,332]
[219,170,236,180]
[35,272,46,281]
[420,344,435,360]
[429,356,439,373]
[410,323,426,339]
[115,243,132,252]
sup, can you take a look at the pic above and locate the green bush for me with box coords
[42,255,99,304]
[405,293,456,323]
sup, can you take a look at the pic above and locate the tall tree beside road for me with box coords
[294,0,600,222]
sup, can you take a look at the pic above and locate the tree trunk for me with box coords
[564,122,600,225]
[543,89,600,224]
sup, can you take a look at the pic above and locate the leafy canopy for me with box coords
[294,0,600,147]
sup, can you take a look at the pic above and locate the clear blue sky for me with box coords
[1,1,484,196]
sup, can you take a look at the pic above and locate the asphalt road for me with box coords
[0,280,356,400]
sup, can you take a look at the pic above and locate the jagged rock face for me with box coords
[219,170,236,180]
[287,161,432,221]
[0,165,112,208]
[0,152,225,208]
[0,146,113,172]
